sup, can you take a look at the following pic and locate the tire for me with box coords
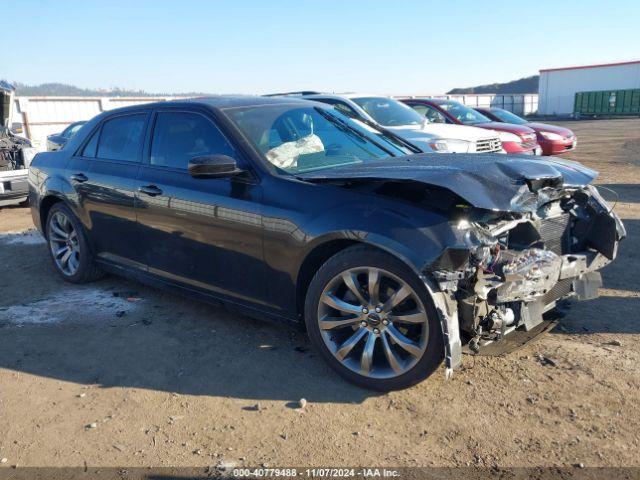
[305,245,443,391]
[45,203,104,283]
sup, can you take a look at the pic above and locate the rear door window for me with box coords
[96,114,146,162]
[149,111,235,170]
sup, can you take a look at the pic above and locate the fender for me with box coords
[298,199,463,279]
[30,172,74,232]
[301,229,431,281]
[29,149,87,236]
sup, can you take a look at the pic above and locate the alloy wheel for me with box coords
[317,267,429,379]
[48,212,81,276]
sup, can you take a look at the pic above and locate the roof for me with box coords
[184,95,313,109]
[305,93,385,100]
[93,95,316,116]
[420,98,450,105]
[540,59,640,73]
[262,91,322,97]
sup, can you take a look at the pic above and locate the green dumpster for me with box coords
[574,89,640,116]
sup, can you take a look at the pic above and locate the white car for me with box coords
[302,93,503,154]
[1,81,37,206]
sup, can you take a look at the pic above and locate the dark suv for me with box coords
[28,96,624,390]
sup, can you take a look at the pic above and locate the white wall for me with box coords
[11,96,180,150]
[14,93,540,151]
[539,62,640,115]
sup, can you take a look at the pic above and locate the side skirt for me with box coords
[95,260,300,328]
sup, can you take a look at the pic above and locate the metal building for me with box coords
[538,60,640,116]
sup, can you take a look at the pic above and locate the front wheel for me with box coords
[305,245,443,391]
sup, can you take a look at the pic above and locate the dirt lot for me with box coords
[0,119,638,470]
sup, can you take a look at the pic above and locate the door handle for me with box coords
[70,173,88,183]
[138,185,163,197]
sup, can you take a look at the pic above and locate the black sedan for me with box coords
[46,121,87,151]
[28,97,625,390]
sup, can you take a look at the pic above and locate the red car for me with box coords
[475,107,576,156]
[401,98,541,155]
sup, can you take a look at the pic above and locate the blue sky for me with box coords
[6,0,640,94]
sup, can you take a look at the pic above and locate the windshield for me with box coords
[351,97,424,127]
[491,108,528,125]
[225,105,411,174]
[62,122,85,139]
[436,101,492,125]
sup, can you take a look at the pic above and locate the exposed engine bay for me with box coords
[1,126,34,171]
[0,126,36,205]
[1,82,36,204]
[429,183,625,366]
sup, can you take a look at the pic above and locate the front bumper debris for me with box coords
[429,184,624,375]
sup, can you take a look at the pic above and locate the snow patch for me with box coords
[0,230,46,246]
[0,287,141,325]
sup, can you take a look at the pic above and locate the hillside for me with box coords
[5,81,211,97]
[5,78,540,97]
[447,75,539,94]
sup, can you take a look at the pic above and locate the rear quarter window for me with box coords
[81,128,99,157]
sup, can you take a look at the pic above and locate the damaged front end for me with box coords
[430,182,626,372]
[299,154,625,376]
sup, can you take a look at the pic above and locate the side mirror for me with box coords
[188,155,243,179]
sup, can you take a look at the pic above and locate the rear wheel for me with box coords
[46,203,103,283]
[305,245,443,390]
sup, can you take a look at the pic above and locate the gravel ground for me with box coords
[0,119,638,470]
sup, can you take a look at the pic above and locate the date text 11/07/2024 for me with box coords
[232,467,401,478]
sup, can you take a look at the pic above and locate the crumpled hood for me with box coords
[300,153,598,213]
[385,122,498,142]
